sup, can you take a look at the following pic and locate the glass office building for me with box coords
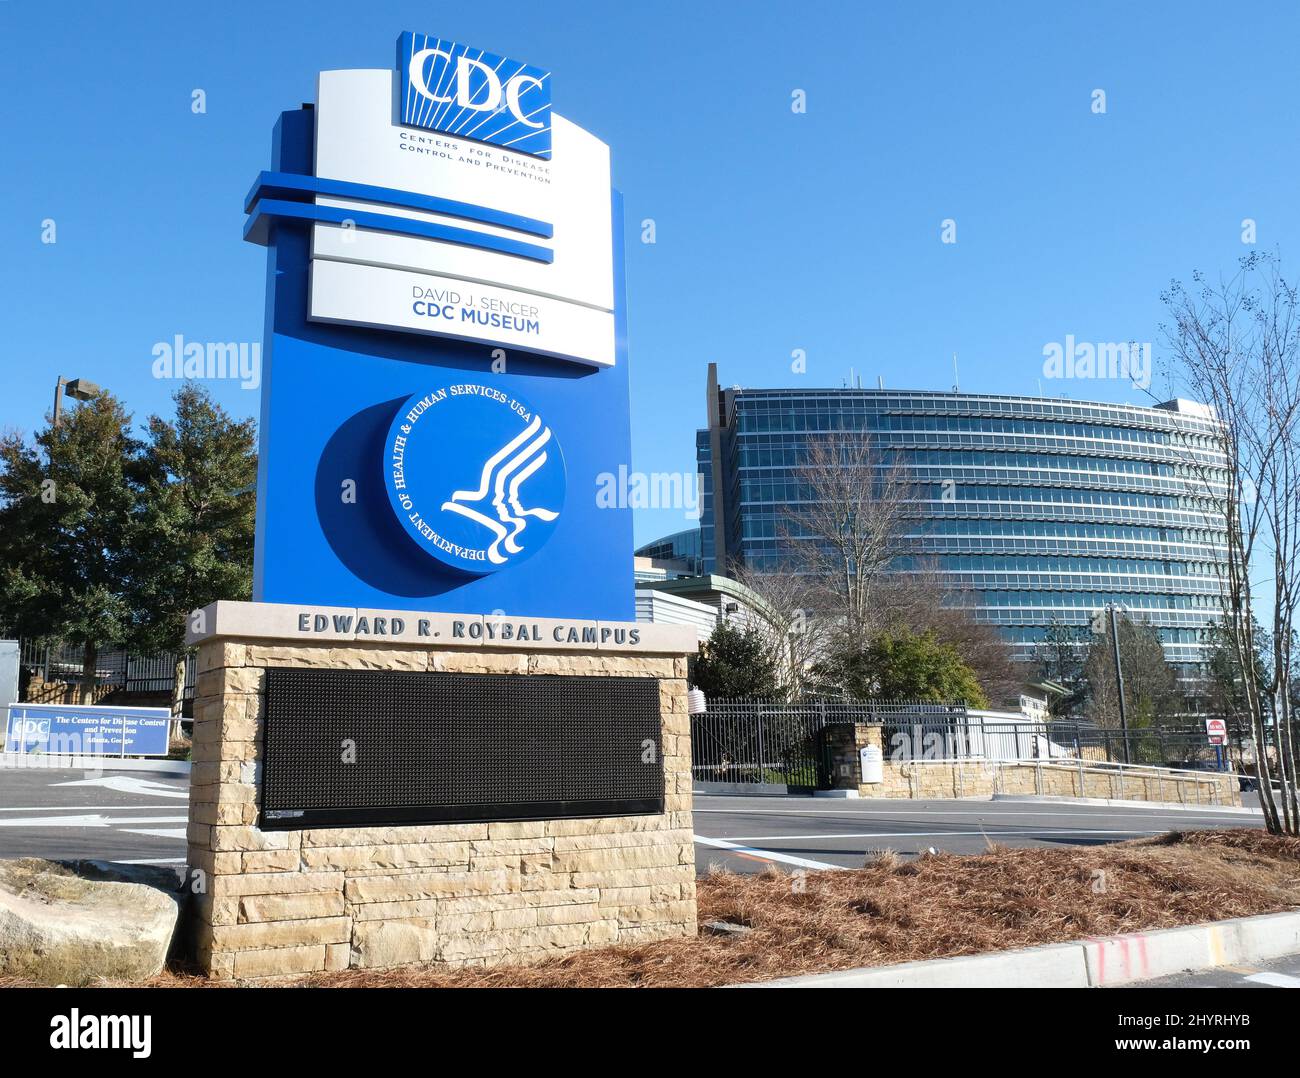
[692,364,1229,672]
[634,528,704,576]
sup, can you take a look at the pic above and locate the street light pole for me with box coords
[1108,604,1131,764]
[51,376,102,429]
[52,376,67,428]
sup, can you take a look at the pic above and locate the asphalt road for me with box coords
[691,792,1264,873]
[0,764,1263,876]
[0,764,189,865]
[1129,953,1300,989]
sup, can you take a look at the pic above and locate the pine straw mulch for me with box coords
[8,829,1300,989]
[305,828,1300,988]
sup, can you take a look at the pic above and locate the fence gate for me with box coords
[690,701,831,793]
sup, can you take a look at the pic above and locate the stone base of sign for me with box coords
[823,724,1239,807]
[185,602,698,981]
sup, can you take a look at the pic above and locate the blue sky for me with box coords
[1,1,1296,545]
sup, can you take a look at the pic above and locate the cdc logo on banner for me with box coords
[386,384,566,574]
[398,31,552,160]
[4,703,170,757]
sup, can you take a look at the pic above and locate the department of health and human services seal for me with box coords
[384,384,566,573]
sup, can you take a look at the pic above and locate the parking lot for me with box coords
[0,765,1264,875]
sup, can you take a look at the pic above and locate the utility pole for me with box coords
[1108,604,1131,764]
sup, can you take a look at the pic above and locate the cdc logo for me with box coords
[397,32,552,160]
[5,715,50,750]
[385,384,566,574]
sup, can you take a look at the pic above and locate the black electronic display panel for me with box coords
[259,668,665,829]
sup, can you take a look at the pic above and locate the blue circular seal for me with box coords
[384,384,566,574]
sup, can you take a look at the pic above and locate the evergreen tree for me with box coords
[128,385,257,722]
[691,619,781,699]
[0,392,144,702]
[817,627,989,707]
[1082,612,1180,728]
[1035,617,1089,716]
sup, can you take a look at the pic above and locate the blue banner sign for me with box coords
[3,703,171,757]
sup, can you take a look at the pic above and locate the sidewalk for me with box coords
[740,909,1300,988]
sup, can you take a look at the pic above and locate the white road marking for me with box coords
[119,828,188,839]
[0,813,187,830]
[50,776,187,799]
[0,804,185,813]
[1245,972,1300,988]
[693,833,845,871]
[113,858,187,865]
[0,814,114,828]
[715,828,1167,842]
[692,806,1260,821]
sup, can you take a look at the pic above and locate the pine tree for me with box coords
[1082,612,1180,729]
[0,392,144,702]
[128,385,257,725]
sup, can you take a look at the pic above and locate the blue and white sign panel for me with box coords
[398,32,552,159]
[305,60,614,367]
[4,703,170,757]
[242,32,633,619]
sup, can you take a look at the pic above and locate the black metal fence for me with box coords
[691,699,974,790]
[690,699,839,789]
[690,698,1244,789]
[15,639,196,699]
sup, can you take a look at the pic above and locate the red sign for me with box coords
[1205,718,1228,746]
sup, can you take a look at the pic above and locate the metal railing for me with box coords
[892,757,1234,807]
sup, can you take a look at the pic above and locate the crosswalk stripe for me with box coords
[1245,972,1300,988]
[693,833,845,871]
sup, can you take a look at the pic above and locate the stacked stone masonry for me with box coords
[827,724,1239,806]
[188,639,698,981]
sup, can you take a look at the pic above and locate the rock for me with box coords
[700,920,752,938]
[59,859,186,894]
[0,858,182,985]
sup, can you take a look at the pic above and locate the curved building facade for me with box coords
[634,527,704,576]
[696,365,1229,672]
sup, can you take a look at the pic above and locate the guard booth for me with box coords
[0,642,18,712]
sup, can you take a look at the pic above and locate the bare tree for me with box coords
[875,564,1022,707]
[782,432,915,652]
[1162,253,1300,834]
[731,565,831,697]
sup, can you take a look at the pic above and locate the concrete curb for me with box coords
[991,793,1259,815]
[0,753,191,775]
[736,909,1300,988]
